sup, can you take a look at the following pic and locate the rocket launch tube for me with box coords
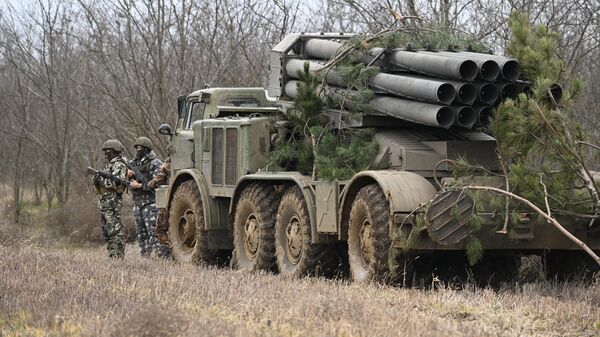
[439,51,520,81]
[286,59,457,105]
[284,80,456,128]
[474,106,495,127]
[303,39,479,81]
[453,106,477,128]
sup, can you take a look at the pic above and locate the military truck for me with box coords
[155,33,600,284]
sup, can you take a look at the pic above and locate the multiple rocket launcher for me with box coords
[280,37,533,129]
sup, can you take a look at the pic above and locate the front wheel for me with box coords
[168,180,217,264]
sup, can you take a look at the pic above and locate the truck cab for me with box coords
[155,88,279,257]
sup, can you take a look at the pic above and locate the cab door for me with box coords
[171,96,206,171]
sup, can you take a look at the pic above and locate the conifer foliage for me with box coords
[268,63,379,180]
[488,13,597,216]
[449,14,600,265]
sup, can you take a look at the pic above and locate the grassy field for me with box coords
[1,228,599,337]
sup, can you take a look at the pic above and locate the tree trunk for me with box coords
[12,137,24,223]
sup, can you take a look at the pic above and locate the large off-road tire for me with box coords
[168,180,217,265]
[347,184,393,283]
[233,183,281,272]
[275,186,330,278]
[545,250,600,282]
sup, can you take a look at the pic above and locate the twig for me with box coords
[496,148,511,234]
[462,185,600,267]
[576,140,600,227]
[577,140,600,152]
[318,25,398,87]
[539,174,551,216]
[553,209,600,219]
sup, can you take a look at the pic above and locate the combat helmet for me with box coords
[133,136,153,150]
[102,139,124,152]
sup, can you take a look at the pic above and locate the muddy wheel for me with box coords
[168,180,216,264]
[546,250,599,282]
[275,186,330,277]
[347,184,392,283]
[233,183,280,272]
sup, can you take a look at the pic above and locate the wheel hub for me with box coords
[178,209,196,249]
[359,219,373,266]
[244,214,259,257]
[285,216,303,264]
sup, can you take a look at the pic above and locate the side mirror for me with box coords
[158,123,173,136]
[177,95,186,118]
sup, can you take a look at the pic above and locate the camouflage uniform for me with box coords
[93,142,128,259]
[129,142,162,257]
[148,157,171,258]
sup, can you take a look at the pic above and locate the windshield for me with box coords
[185,102,206,129]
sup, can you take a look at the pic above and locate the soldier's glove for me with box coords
[93,173,102,187]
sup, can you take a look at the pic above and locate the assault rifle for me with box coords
[126,162,151,191]
[87,167,129,186]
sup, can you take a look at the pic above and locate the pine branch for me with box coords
[461,185,600,267]
[533,102,600,216]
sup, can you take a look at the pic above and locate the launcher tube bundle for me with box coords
[269,33,547,129]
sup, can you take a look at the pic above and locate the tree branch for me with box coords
[461,185,600,267]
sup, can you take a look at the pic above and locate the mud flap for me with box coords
[425,190,475,245]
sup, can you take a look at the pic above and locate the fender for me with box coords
[338,170,437,240]
[230,172,327,244]
[167,168,220,231]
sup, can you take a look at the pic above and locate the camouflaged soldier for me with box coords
[148,157,172,259]
[128,136,162,257]
[93,139,128,258]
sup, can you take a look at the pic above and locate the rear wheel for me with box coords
[347,184,393,283]
[275,186,330,277]
[233,183,281,272]
[168,180,217,264]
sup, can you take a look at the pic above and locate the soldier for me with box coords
[92,139,128,259]
[128,136,162,257]
[148,157,172,259]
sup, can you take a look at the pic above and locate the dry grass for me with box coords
[1,232,599,337]
[0,183,136,246]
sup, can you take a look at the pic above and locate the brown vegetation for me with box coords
[1,219,598,337]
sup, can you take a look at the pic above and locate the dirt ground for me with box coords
[1,235,598,337]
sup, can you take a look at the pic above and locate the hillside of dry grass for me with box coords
[1,219,599,337]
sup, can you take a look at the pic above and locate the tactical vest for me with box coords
[95,157,127,195]
[130,157,155,197]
